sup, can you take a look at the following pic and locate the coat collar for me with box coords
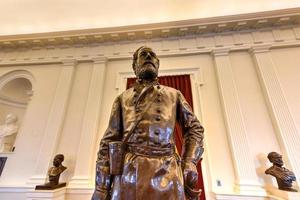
[133,78,160,106]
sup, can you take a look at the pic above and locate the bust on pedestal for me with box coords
[0,113,19,152]
[35,154,67,190]
[265,152,300,199]
[265,152,298,192]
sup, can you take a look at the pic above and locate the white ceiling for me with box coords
[1,0,300,36]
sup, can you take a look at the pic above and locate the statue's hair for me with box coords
[55,154,64,162]
[267,152,280,161]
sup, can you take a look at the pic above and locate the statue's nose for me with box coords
[145,52,151,59]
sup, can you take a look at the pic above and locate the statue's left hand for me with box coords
[182,161,198,188]
[182,161,201,200]
[91,190,111,200]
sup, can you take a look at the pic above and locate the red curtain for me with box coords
[127,75,205,200]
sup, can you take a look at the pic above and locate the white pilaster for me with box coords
[27,59,76,185]
[68,57,107,188]
[212,48,265,194]
[250,45,300,186]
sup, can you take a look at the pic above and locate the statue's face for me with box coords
[270,153,284,167]
[53,156,63,167]
[134,47,159,80]
[5,114,17,124]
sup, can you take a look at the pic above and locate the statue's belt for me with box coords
[126,144,175,157]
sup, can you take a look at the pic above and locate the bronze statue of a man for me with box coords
[265,152,298,192]
[92,46,204,200]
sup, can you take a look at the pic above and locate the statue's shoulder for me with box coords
[266,166,282,176]
[160,85,179,94]
[121,87,135,97]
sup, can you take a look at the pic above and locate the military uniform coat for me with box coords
[94,82,204,200]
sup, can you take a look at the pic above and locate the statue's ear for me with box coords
[132,63,137,75]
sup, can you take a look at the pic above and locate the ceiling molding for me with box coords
[0,8,300,48]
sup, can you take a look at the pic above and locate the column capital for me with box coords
[211,48,231,57]
[249,44,272,54]
[61,59,77,66]
[92,57,107,64]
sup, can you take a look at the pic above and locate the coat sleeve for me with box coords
[94,95,123,193]
[176,91,204,165]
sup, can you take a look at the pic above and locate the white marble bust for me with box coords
[0,113,19,152]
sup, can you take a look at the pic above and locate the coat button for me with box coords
[156,98,161,103]
[155,116,161,121]
[138,129,143,134]
[157,93,162,97]
[157,85,161,89]
[156,108,161,113]
[154,130,160,135]
[134,94,138,98]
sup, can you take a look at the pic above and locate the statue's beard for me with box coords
[137,64,158,80]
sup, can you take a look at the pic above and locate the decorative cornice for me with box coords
[0,20,300,66]
[61,59,77,66]
[0,8,300,48]
[92,57,107,64]
[249,44,272,54]
[212,48,231,57]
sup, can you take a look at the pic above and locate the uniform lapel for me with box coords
[135,84,154,106]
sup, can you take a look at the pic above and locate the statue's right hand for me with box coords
[91,190,111,200]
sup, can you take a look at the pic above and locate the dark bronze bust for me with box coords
[36,154,67,190]
[92,46,204,200]
[265,152,298,192]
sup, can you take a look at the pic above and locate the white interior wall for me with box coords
[0,22,299,200]
[56,62,93,183]
[0,65,62,185]
[271,47,300,133]
[230,51,281,188]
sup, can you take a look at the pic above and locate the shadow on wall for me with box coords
[256,153,275,190]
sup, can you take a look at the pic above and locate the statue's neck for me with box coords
[136,78,158,86]
[273,163,283,168]
[134,78,159,93]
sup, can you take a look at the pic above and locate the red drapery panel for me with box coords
[127,75,205,200]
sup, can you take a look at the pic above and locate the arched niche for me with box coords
[0,70,35,153]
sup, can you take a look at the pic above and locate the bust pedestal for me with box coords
[27,187,66,200]
[35,182,66,190]
[269,188,300,200]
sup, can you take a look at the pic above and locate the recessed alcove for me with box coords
[0,76,33,153]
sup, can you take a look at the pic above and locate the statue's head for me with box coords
[5,113,18,124]
[53,154,64,167]
[267,152,284,167]
[132,46,159,81]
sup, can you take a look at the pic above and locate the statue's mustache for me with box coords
[142,61,155,67]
